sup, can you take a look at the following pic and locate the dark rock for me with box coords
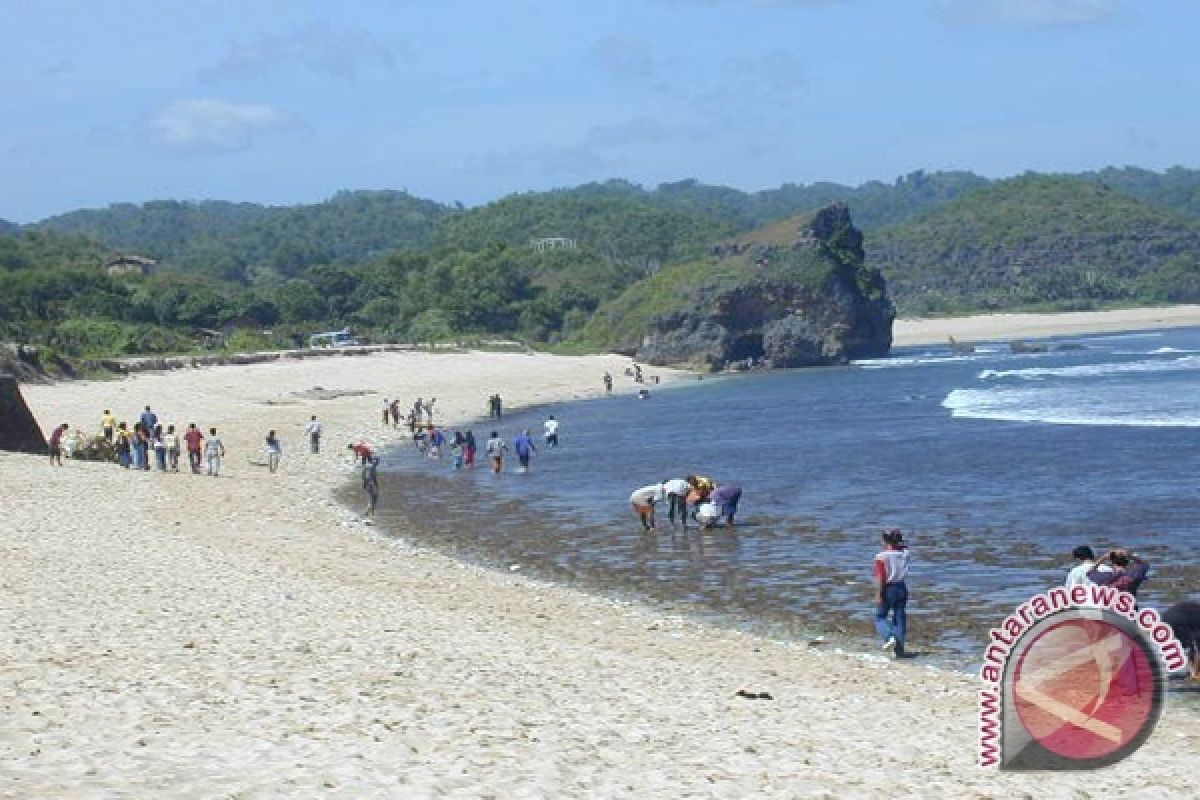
[636,204,893,370]
[0,372,47,454]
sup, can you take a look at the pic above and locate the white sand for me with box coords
[894,305,1200,347]
[3,349,1198,798]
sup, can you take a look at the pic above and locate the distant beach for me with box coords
[895,304,1200,346]
[4,348,1199,796]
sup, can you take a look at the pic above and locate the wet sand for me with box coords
[4,349,1199,797]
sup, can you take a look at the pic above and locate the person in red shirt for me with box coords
[348,442,377,465]
[48,423,69,465]
[183,423,205,474]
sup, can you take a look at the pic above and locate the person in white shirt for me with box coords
[629,483,665,531]
[304,415,323,454]
[873,528,911,658]
[1065,545,1097,588]
[543,415,560,447]
[662,478,692,529]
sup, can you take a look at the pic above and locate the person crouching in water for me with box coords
[630,483,664,531]
[873,528,910,658]
[710,483,742,527]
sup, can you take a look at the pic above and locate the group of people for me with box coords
[1065,545,1151,594]
[628,475,743,532]
[69,406,231,477]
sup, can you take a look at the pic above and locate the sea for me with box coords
[370,326,1200,676]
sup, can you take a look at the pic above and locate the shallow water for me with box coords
[364,328,1200,679]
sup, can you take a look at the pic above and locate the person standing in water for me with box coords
[513,429,536,472]
[873,528,910,658]
[710,483,743,527]
[464,429,477,468]
[543,415,559,448]
[485,431,507,474]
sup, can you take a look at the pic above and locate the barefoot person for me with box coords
[204,428,226,477]
[710,482,743,527]
[304,415,322,454]
[663,478,692,530]
[362,457,380,516]
[873,528,910,658]
[48,423,69,465]
[485,431,507,474]
[630,483,665,531]
[513,429,536,472]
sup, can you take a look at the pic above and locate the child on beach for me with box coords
[874,528,910,658]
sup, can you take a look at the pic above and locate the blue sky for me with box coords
[1,0,1196,222]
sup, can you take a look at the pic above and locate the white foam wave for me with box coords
[979,355,1200,381]
[852,354,980,369]
[943,387,1200,427]
[1074,332,1164,343]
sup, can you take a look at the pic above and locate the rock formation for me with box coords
[0,372,47,454]
[635,203,894,370]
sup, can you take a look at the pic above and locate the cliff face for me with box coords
[633,203,894,370]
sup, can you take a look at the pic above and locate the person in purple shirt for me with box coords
[513,429,536,472]
[1088,549,1150,596]
[710,483,743,527]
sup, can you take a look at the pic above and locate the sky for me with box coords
[1,0,1197,222]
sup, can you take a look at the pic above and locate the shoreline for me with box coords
[5,349,1199,796]
[894,304,1200,347]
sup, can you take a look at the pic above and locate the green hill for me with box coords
[1078,166,1200,219]
[869,174,1200,314]
[37,190,450,281]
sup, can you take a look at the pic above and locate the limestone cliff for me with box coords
[582,203,894,370]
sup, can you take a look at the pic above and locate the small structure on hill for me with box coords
[0,372,47,454]
[105,255,158,277]
[530,237,577,253]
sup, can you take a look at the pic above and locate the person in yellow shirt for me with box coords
[101,409,116,442]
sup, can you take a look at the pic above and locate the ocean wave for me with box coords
[978,355,1200,381]
[852,354,980,369]
[942,387,1200,427]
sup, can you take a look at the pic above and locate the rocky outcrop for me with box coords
[636,203,894,370]
[0,373,46,454]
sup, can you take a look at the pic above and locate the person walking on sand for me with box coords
[630,483,665,531]
[165,424,181,472]
[135,423,151,471]
[603,372,613,393]
[265,430,282,473]
[48,423,69,465]
[543,415,559,448]
[514,429,536,472]
[304,415,322,454]
[362,457,380,516]
[389,398,401,428]
[140,405,158,436]
[381,397,391,427]
[153,424,167,471]
[485,430,507,474]
[204,428,226,477]
[874,528,910,658]
[115,422,132,469]
[101,409,116,443]
[184,423,204,474]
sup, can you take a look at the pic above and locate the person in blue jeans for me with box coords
[873,528,910,658]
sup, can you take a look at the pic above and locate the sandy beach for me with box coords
[894,305,1200,347]
[4,349,1199,798]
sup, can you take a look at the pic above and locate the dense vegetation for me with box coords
[869,174,1200,314]
[6,166,1200,365]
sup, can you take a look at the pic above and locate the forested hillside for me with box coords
[37,191,450,282]
[870,175,1200,314]
[7,166,1200,366]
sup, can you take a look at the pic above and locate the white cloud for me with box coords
[150,98,294,154]
[935,0,1122,28]
[202,22,400,82]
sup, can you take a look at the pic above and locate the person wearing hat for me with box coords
[873,528,910,658]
